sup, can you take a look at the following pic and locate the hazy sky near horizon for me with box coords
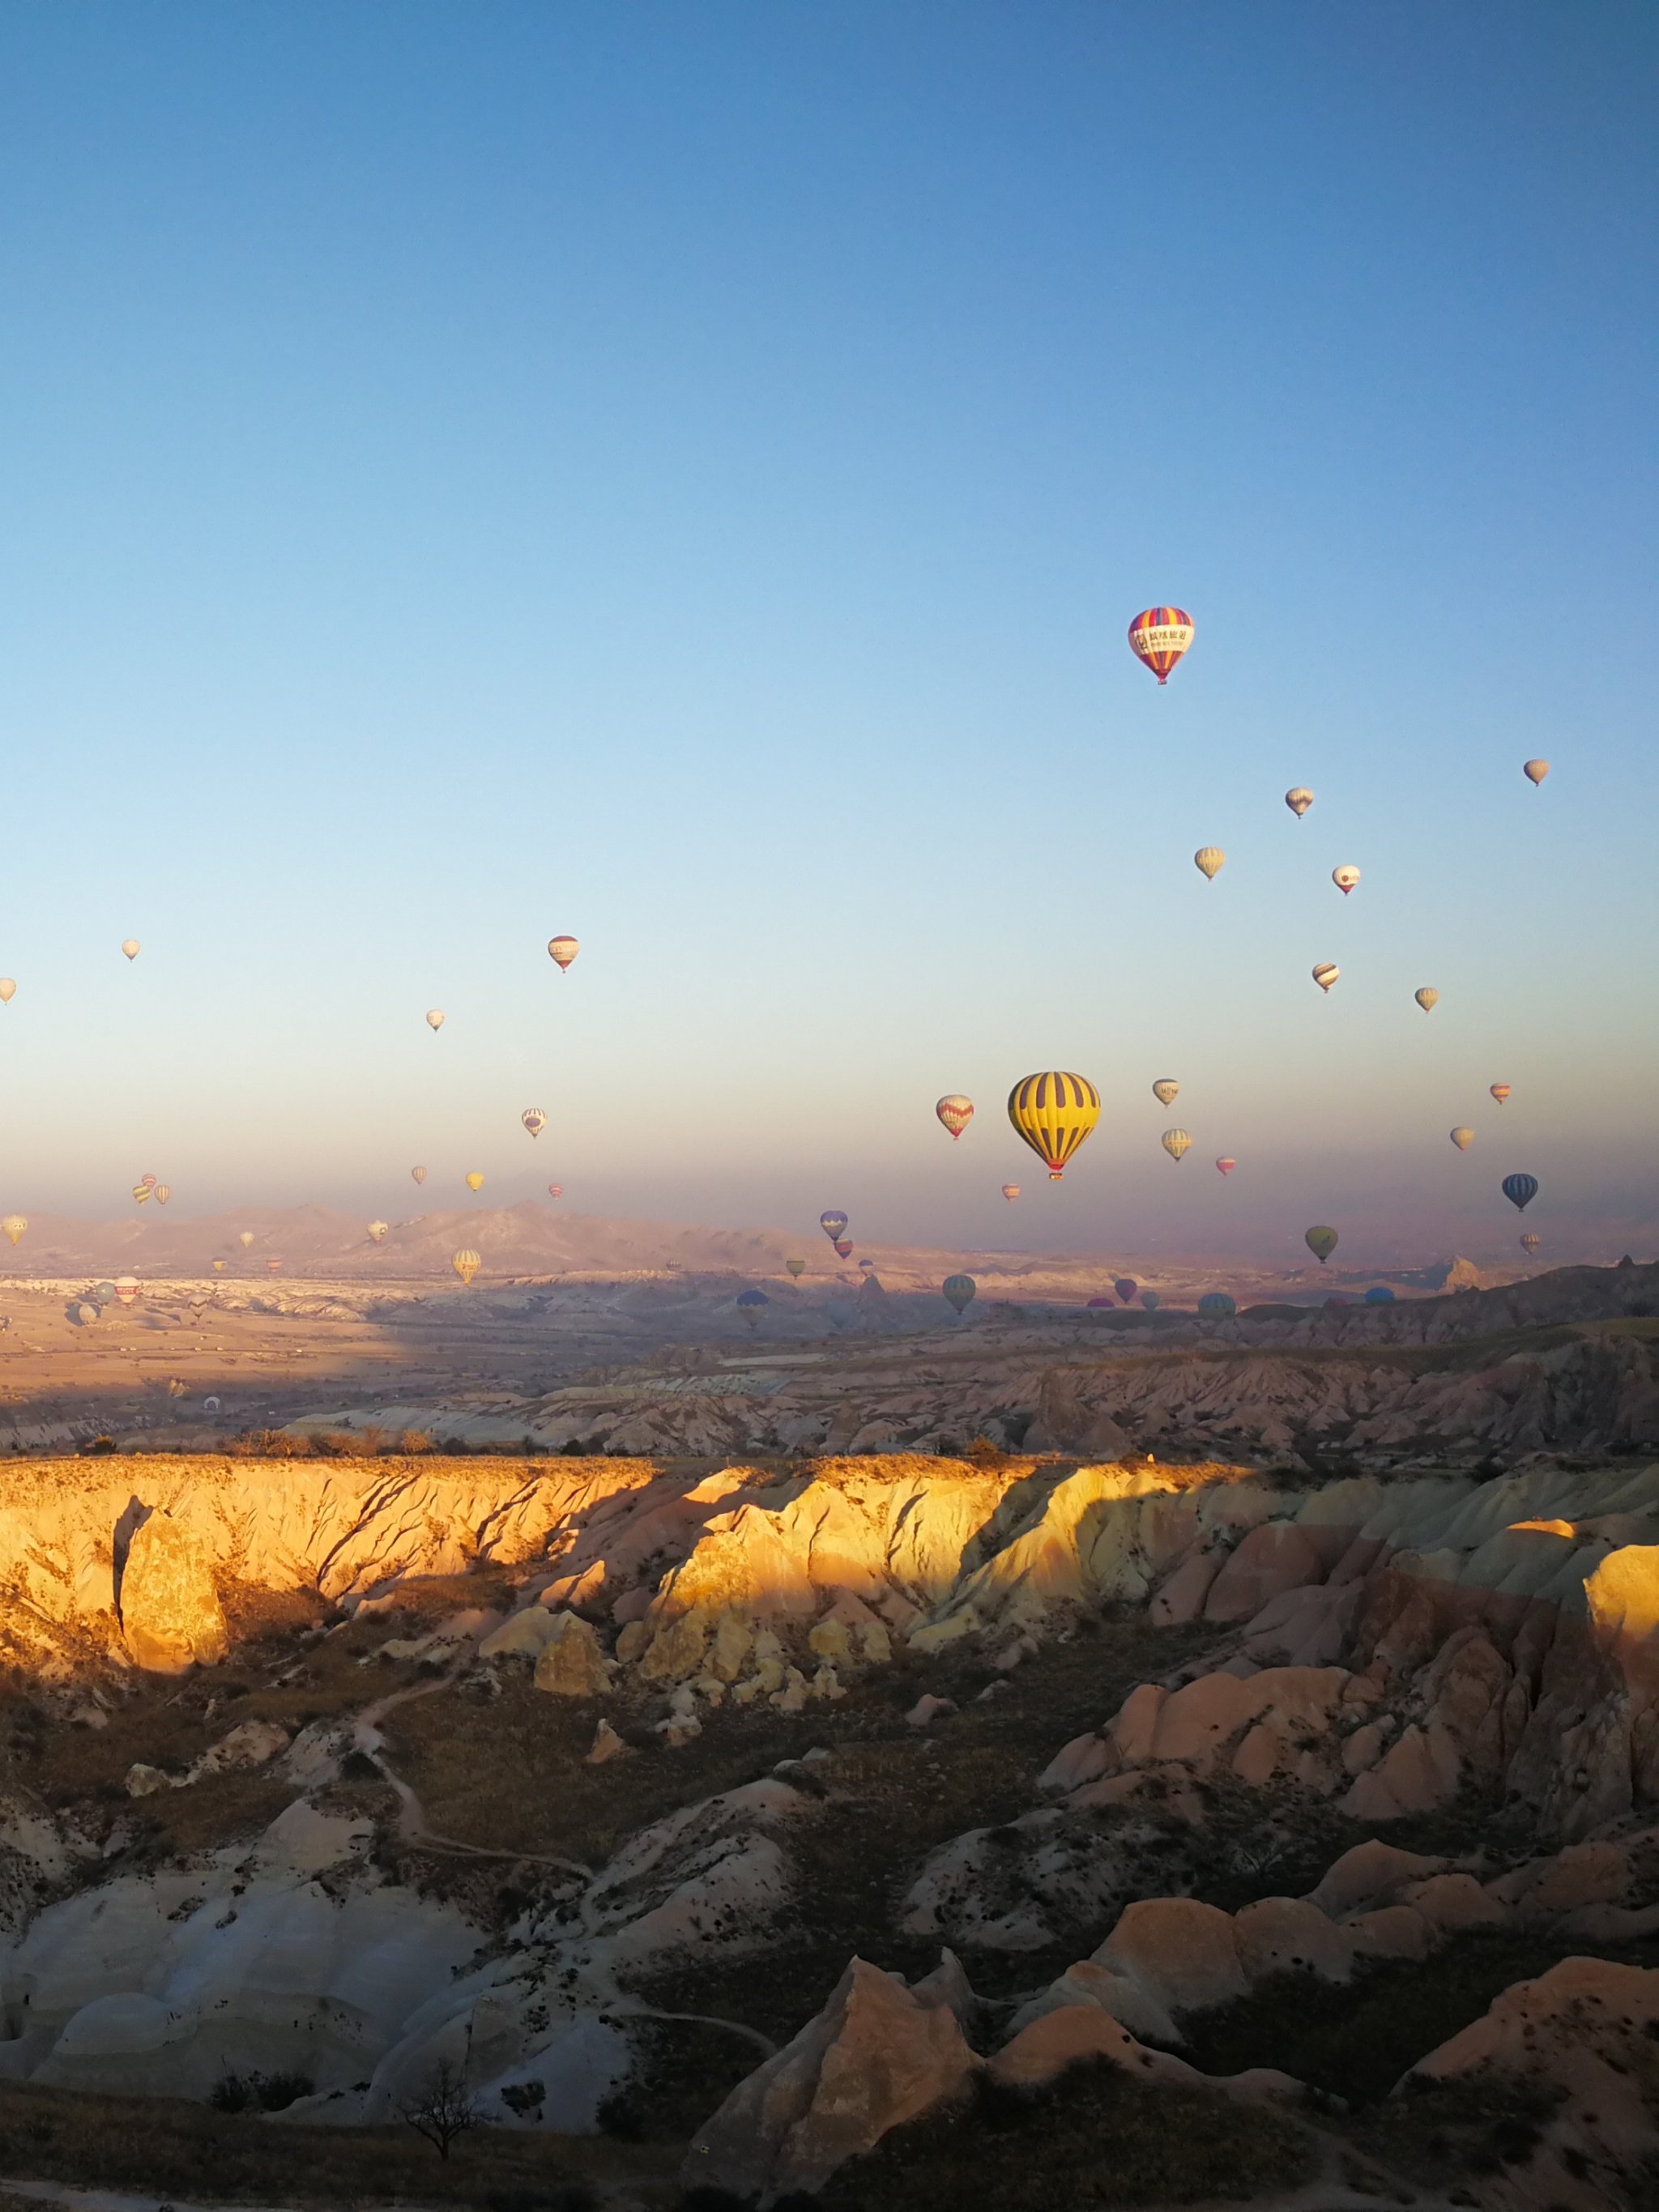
[2,2,1655,1272]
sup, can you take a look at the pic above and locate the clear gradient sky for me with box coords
[2,2,1655,1270]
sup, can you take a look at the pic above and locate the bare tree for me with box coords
[399,2058,481,2161]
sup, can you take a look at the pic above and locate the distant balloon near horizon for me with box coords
[1502,1173,1539,1213]
[1285,787,1314,818]
[1161,1128,1191,1162]
[1000,1183,1020,1202]
[1363,1285,1397,1305]
[0,980,14,1004]
[1312,962,1340,995]
[1523,759,1550,786]
[237,1231,254,1248]
[819,1210,849,1243]
[1141,1290,1161,1311]
[834,1238,853,1259]
[547,935,580,973]
[521,1108,546,1140]
[1491,1084,1512,1104]
[121,940,139,961]
[451,1247,480,1285]
[425,1009,444,1032]
[1127,605,1194,684]
[464,1171,484,1192]
[153,1185,170,1206]
[141,1174,157,1189]
[1450,1127,1474,1151]
[412,1166,428,1184]
[935,1093,974,1141]
[115,1275,139,1305]
[1085,1296,1114,1309]
[1415,988,1439,1013]
[785,1258,805,1278]
[1193,846,1225,881]
[1305,1225,1339,1265]
[1197,1292,1236,1318]
[942,1272,977,1316]
[547,1183,562,1200]
[1332,864,1361,896]
[1008,1071,1101,1181]
[858,1258,875,1273]
[131,1183,150,1204]
[1520,1233,1542,1255]
[367,1221,388,1242]
[267,1257,283,1273]
[1151,1079,1179,1107]
[1215,1157,1236,1176]
[0,1216,25,1247]
[1114,1277,1137,1305]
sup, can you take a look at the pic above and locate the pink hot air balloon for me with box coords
[547,1183,563,1200]
[1215,1157,1236,1176]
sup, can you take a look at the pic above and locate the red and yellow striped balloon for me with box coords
[1128,606,1195,684]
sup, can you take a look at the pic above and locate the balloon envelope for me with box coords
[0,1215,25,1247]
[367,1221,388,1242]
[153,1186,170,1205]
[0,980,14,1004]
[1000,1183,1020,1201]
[1450,1127,1474,1151]
[1215,1157,1236,1176]
[1520,1233,1541,1255]
[1114,1277,1137,1305]
[1193,846,1225,880]
[1007,1071,1101,1181]
[936,1094,974,1140]
[1491,1084,1512,1104]
[1523,759,1550,786]
[820,1210,849,1241]
[522,1109,546,1139]
[465,1172,484,1192]
[1151,1079,1179,1106]
[238,1231,254,1247]
[548,935,580,970]
[736,1289,769,1307]
[1502,1173,1539,1213]
[1197,1292,1235,1317]
[1285,787,1314,817]
[131,1184,150,1204]
[115,1275,139,1304]
[547,1183,562,1200]
[1305,1225,1339,1264]
[122,940,139,961]
[1128,606,1194,684]
[1141,1291,1161,1311]
[1415,988,1439,1013]
[451,1249,480,1284]
[834,1238,853,1259]
[141,1174,157,1188]
[425,1009,444,1031]
[1161,1128,1191,1161]
[1333,865,1361,895]
[786,1259,805,1277]
[412,1166,428,1184]
[942,1272,977,1315]
[1363,1285,1396,1304]
[1312,962,1340,993]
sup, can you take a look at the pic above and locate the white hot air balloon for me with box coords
[0,980,15,1004]
[1450,1127,1474,1151]
[1332,864,1361,896]
[122,940,140,961]
[522,1108,547,1140]
[367,1221,389,1242]
[425,1009,445,1032]
[1312,962,1340,994]
[1415,987,1439,1013]
[1285,787,1314,818]
[1193,846,1225,881]
[1151,1079,1179,1106]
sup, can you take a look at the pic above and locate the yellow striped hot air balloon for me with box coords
[1194,846,1225,881]
[1007,1072,1100,1182]
[452,1248,480,1285]
[1161,1128,1191,1161]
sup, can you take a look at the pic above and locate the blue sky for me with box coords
[1,2,1654,1267]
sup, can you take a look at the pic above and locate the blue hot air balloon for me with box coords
[1363,1285,1397,1305]
[942,1273,977,1316]
[1141,1290,1161,1311]
[1501,1174,1539,1213]
[1197,1292,1236,1318]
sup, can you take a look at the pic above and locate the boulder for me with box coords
[479,1609,560,1660]
[118,1511,227,1674]
[531,1612,614,1697]
[638,1605,710,1683]
[586,1720,633,1765]
[683,1956,979,2203]
[190,1720,291,1778]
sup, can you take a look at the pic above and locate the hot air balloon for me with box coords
[141,1174,157,1189]
[1312,962,1339,994]
[1216,1157,1236,1176]
[1415,988,1439,1013]
[936,1094,974,1141]
[0,981,14,1004]
[547,1183,562,1200]
[1332,865,1361,897]
[412,1166,428,1185]
[452,1248,480,1285]
[150,1185,170,1208]
[548,936,579,972]
[211,1259,226,1273]
[834,1238,853,1259]
[1520,1233,1541,1255]
[1114,1277,1137,1305]
[1523,760,1550,786]
[1128,606,1194,684]
[367,1221,389,1242]
[267,1258,284,1273]
[238,1231,254,1248]
[122,940,139,961]
[1450,1127,1474,1151]
[736,1288,769,1330]
[1008,1072,1101,1181]
[0,1216,24,1247]
[522,1109,546,1140]
[1161,1128,1191,1163]
[425,1009,448,1034]
[820,1211,849,1243]
[1141,1290,1161,1311]
[1194,846,1225,881]
[786,1259,805,1279]
[1197,1292,1235,1318]
[1363,1285,1397,1305]
[858,1259,875,1273]
[942,1273,977,1316]
[465,1172,484,1193]
[1490,1084,1512,1105]
[115,1275,139,1305]
[131,1183,150,1204]
[1501,1173,1538,1213]
[1285,788,1314,818]
[1305,1225,1339,1265]
[1152,1079,1179,1106]
[1000,1184,1021,1202]
[1085,1296,1113,1309]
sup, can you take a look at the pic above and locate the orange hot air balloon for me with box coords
[0,979,15,1004]
[1128,606,1194,685]
[936,1094,974,1141]
[1215,1157,1236,1176]
[1491,1083,1512,1105]
[1001,1183,1020,1201]
[548,935,579,972]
